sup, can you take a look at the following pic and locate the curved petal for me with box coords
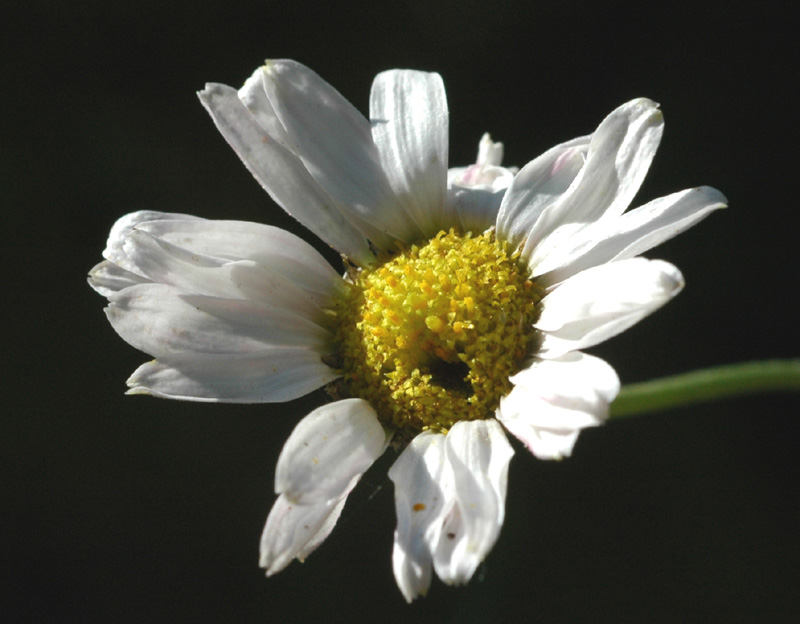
[106,283,331,356]
[388,431,450,602]
[126,349,336,403]
[532,186,728,282]
[275,399,388,504]
[88,260,150,297]
[134,218,343,304]
[433,419,513,585]
[198,82,374,264]
[535,258,684,358]
[546,98,664,224]
[496,135,590,253]
[260,60,422,245]
[497,353,619,459]
[370,70,448,237]
[259,493,348,576]
[506,99,663,265]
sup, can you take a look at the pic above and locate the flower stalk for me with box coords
[610,359,800,418]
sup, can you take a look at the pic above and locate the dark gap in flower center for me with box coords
[428,359,472,396]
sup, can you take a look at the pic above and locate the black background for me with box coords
[3,1,799,622]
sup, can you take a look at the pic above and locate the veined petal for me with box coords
[126,349,336,403]
[433,419,513,585]
[389,431,450,603]
[496,135,590,253]
[121,230,323,320]
[275,399,388,504]
[370,69,448,237]
[259,493,348,576]
[198,82,374,264]
[535,258,684,358]
[88,260,150,297]
[133,219,343,304]
[532,186,728,282]
[106,283,331,357]
[498,353,619,459]
[260,60,422,245]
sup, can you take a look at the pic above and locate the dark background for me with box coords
[3,1,799,622]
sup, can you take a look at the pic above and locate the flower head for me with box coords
[89,60,726,601]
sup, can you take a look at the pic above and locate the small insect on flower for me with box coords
[89,59,726,602]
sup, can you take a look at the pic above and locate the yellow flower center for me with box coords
[331,228,543,434]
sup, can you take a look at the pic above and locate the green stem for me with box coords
[609,359,800,419]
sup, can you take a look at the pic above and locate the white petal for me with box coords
[103,211,203,272]
[261,400,389,574]
[533,186,727,282]
[126,349,336,403]
[88,260,150,297]
[260,60,421,245]
[433,419,513,585]
[370,70,448,237]
[535,258,684,358]
[445,186,505,235]
[388,431,450,602]
[549,98,664,224]
[106,283,330,356]
[275,399,388,504]
[498,353,619,459]
[121,230,324,321]
[510,352,620,405]
[496,135,590,253]
[238,67,291,146]
[259,493,348,576]
[198,82,374,264]
[134,219,343,305]
[503,99,663,265]
[295,495,348,562]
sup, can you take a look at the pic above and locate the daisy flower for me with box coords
[88,60,726,601]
